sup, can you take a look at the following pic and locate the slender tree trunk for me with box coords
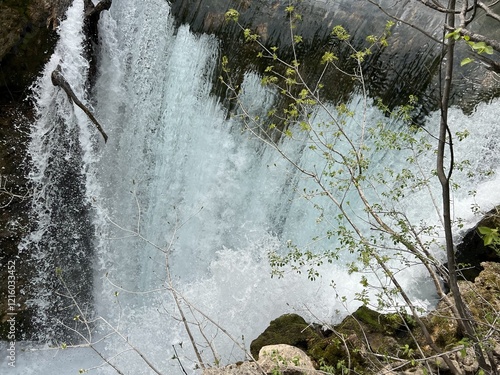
[437,0,461,332]
[438,1,494,372]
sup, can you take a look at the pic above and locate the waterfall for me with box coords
[3,0,500,374]
[18,0,96,341]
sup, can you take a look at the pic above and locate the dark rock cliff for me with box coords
[170,0,500,114]
[0,0,71,340]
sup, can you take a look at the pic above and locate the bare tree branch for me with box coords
[51,64,109,143]
[478,0,500,22]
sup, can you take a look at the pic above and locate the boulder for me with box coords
[203,362,262,375]
[249,314,321,359]
[456,207,500,280]
[258,344,319,375]
[203,344,322,375]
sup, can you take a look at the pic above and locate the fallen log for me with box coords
[51,65,108,143]
[85,0,112,19]
[84,0,113,45]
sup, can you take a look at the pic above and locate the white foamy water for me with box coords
[3,0,500,374]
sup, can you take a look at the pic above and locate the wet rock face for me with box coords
[456,207,500,281]
[171,0,445,111]
[0,0,70,341]
[0,102,33,340]
[170,0,500,114]
[0,0,71,101]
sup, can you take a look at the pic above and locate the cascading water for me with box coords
[17,0,97,342]
[3,0,500,374]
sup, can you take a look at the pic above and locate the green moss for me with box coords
[353,306,383,330]
[251,309,417,374]
[308,336,349,368]
[253,264,500,374]
[342,306,412,336]
[353,307,417,358]
[250,314,321,359]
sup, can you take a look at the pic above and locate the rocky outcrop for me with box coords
[0,0,71,99]
[456,207,500,280]
[249,314,322,359]
[209,262,500,374]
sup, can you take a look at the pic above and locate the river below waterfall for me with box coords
[2,0,500,374]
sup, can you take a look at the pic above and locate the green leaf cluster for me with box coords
[445,28,494,66]
[224,8,239,22]
[478,226,500,247]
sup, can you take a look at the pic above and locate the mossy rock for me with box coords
[419,309,460,352]
[340,306,414,337]
[415,263,500,355]
[251,308,417,374]
[460,262,500,339]
[250,266,500,374]
[308,334,363,372]
[309,306,418,372]
[250,314,322,359]
[356,306,418,352]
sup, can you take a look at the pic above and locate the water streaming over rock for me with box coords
[2,0,500,374]
[18,0,96,341]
